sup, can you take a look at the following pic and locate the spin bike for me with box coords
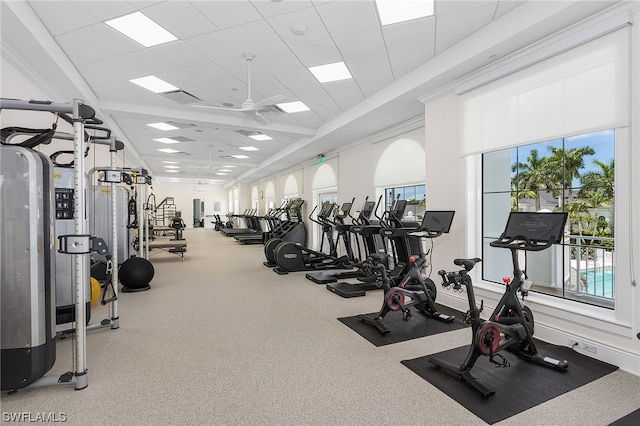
[429,211,569,398]
[358,211,457,334]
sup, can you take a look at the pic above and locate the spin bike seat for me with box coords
[453,258,482,272]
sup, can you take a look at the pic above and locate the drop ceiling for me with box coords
[0,0,619,187]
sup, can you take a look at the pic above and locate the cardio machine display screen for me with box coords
[360,202,375,219]
[502,212,568,244]
[421,211,455,233]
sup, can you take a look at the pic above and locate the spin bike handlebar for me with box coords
[490,234,556,251]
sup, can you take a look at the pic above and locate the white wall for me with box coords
[338,143,374,211]
[424,94,466,284]
[152,184,228,229]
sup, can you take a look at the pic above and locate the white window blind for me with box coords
[460,28,629,156]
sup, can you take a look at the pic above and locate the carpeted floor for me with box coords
[2,228,639,425]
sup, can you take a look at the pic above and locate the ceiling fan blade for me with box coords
[253,94,284,110]
[253,111,270,126]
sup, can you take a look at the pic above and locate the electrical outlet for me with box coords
[568,338,581,349]
[583,343,598,354]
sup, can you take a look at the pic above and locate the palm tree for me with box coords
[580,159,615,199]
[547,146,596,202]
[511,149,554,211]
[580,158,615,235]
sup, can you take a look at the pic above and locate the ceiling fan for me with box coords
[193,54,284,126]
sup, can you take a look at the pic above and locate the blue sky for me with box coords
[511,129,615,187]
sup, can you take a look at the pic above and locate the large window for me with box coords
[385,184,426,221]
[483,130,615,308]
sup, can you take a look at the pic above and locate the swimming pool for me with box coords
[581,267,614,298]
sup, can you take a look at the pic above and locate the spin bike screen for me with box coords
[420,211,455,233]
[502,212,568,244]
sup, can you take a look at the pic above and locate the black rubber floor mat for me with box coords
[401,340,618,424]
[609,408,640,426]
[338,304,467,346]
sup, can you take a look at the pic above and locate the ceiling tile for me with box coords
[151,41,211,68]
[434,38,459,55]
[126,1,166,9]
[64,23,143,57]
[436,0,498,16]
[117,50,179,75]
[388,45,435,79]
[55,32,112,66]
[185,85,232,106]
[243,74,296,102]
[185,63,236,86]
[251,0,313,18]
[143,1,219,39]
[92,81,152,100]
[212,80,251,105]
[266,7,329,47]
[288,85,342,121]
[156,69,206,91]
[322,79,365,111]
[334,28,386,60]
[290,38,342,68]
[271,66,320,90]
[186,21,291,74]
[191,1,263,29]
[67,0,136,21]
[346,54,392,80]
[28,1,97,36]
[315,0,380,37]
[435,3,496,46]
[77,57,147,86]
[284,111,326,129]
[356,73,395,97]
[381,16,436,52]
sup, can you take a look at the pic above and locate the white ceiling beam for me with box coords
[99,100,317,138]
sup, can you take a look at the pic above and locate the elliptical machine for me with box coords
[429,211,569,398]
[357,210,457,334]
[271,201,353,275]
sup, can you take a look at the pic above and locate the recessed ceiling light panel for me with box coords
[248,134,273,141]
[130,75,179,93]
[239,146,259,151]
[375,0,434,26]
[105,11,177,47]
[154,138,181,144]
[158,148,180,154]
[147,122,179,131]
[309,62,352,83]
[231,155,249,159]
[277,101,310,113]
